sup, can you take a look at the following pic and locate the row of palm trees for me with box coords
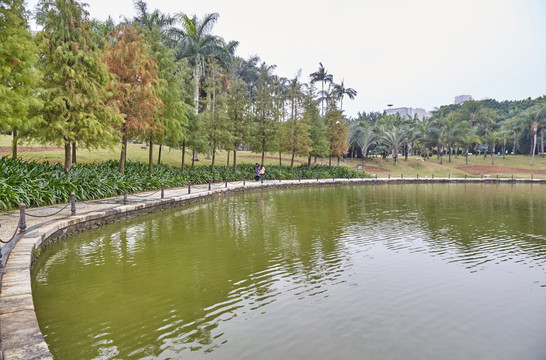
[349,100,546,167]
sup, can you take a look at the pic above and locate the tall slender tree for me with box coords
[324,106,349,167]
[309,62,333,116]
[250,62,278,165]
[36,0,121,171]
[0,0,42,159]
[332,80,357,112]
[103,26,162,175]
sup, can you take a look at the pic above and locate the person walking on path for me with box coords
[254,163,260,181]
[259,165,265,181]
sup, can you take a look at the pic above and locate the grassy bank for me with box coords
[2,135,546,179]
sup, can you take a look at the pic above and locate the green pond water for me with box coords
[32,183,546,359]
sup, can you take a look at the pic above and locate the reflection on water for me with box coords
[32,184,546,359]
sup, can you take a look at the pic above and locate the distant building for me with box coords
[384,107,429,120]
[454,95,473,105]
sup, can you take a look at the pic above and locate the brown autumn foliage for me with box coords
[103,27,163,174]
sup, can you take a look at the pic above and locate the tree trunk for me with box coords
[337,157,340,166]
[531,133,537,166]
[314,156,317,164]
[512,132,517,155]
[491,144,495,165]
[181,140,186,171]
[540,129,544,157]
[233,150,237,171]
[72,142,77,165]
[148,134,154,175]
[329,155,332,168]
[11,129,17,160]
[502,140,506,159]
[307,156,312,171]
[64,141,71,172]
[211,142,216,171]
[448,145,452,162]
[290,151,295,171]
[227,150,230,167]
[261,150,265,167]
[278,151,282,167]
[192,67,200,161]
[191,149,196,167]
[157,144,162,165]
[119,130,127,175]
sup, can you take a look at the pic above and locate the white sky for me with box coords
[26,0,546,118]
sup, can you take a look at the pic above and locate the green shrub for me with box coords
[0,157,369,211]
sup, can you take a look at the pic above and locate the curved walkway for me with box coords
[1,176,544,359]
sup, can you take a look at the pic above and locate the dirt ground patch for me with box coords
[0,146,62,153]
[456,165,546,175]
[357,164,390,173]
[240,155,308,165]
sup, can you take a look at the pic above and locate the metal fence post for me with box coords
[71,192,76,215]
[19,203,26,233]
[161,184,164,199]
[208,180,211,191]
[225,178,228,188]
[123,190,127,204]
[188,181,191,194]
[243,176,246,186]
[401,174,403,179]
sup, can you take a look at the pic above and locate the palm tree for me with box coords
[332,80,357,112]
[518,105,546,165]
[350,122,376,166]
[133,1,173,37]
[460,128,481,166]
[172,13,225,116]
[309,62,333,116]
[414,117,434,160]
[484,130,501,165]
[378,125,406,165]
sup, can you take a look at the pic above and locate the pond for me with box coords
[32,183,546,359]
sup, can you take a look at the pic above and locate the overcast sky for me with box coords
[26,0,546,118]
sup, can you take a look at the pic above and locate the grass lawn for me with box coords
[1,134,545,179]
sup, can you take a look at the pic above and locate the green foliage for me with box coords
[0,0,42,154]
[35,0,121,170]
[0,157,369,211]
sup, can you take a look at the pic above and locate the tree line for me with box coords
[349,97,546,167]
[0,0,358,174]
[1,0,545,178]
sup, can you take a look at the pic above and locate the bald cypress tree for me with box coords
[36,0,121,171]
[0,0,42,159]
